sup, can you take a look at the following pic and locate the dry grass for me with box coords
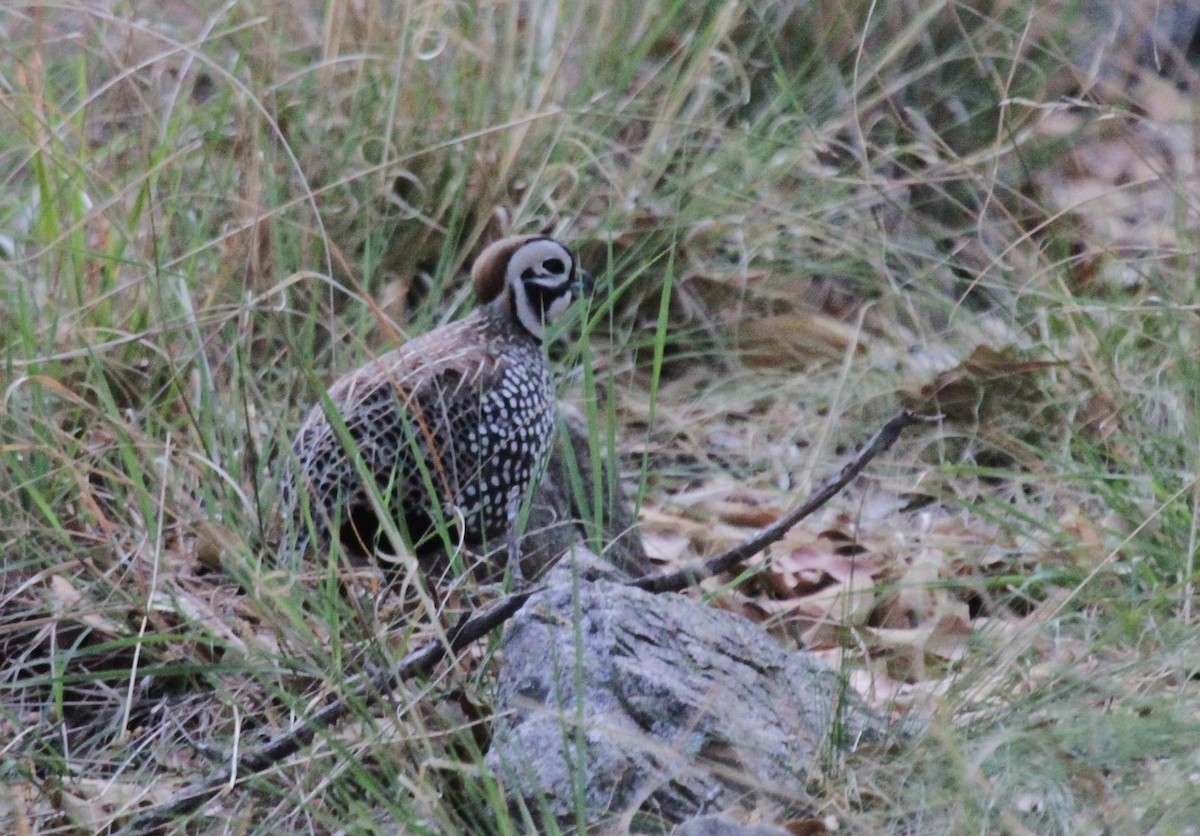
[2,1,1199,832]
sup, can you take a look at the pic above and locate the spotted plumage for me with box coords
[278,235,589,564]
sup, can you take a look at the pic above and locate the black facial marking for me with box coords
[543,257,565,274]
[523,280,572,320]
[521,266,537,280]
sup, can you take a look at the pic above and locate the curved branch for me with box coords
[133,589,535,827]
[634,409,930,594]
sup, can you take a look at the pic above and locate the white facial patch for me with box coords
[507,239,578,339]
[544,291,573,322]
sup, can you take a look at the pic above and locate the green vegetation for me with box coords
[2,1,1198,832]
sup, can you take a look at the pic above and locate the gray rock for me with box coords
[671,814,792,836]
[485,554,894,833]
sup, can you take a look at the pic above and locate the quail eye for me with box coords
[543,258,566,274]
[521,266,537,279]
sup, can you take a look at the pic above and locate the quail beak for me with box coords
[573,267,595,298]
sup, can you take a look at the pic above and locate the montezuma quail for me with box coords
[278,235,590,567]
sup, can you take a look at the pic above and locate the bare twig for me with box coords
[132,587,537,828]
[133,408,926,829]
[634,409,931,594]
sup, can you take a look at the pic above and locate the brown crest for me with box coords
[471,235,541,303]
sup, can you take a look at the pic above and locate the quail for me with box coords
[278,235,590,571]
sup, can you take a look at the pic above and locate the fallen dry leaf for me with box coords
[669,480,790,528]
[161,590,249,658]
[1076,391,1121,443]
[0,782,36,836]
[57,777,179,830]
[48,575,128,640]
[642,530,692,565]
[904,345,1063,421]
[745,570,879,649]
[192,520,247,572]
[865,599,973,682]
[1030,70,1200,293]
[1055,505,1107,569]
[765,535,887,598]
[871,546,946,630]
[782,816,831,835]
